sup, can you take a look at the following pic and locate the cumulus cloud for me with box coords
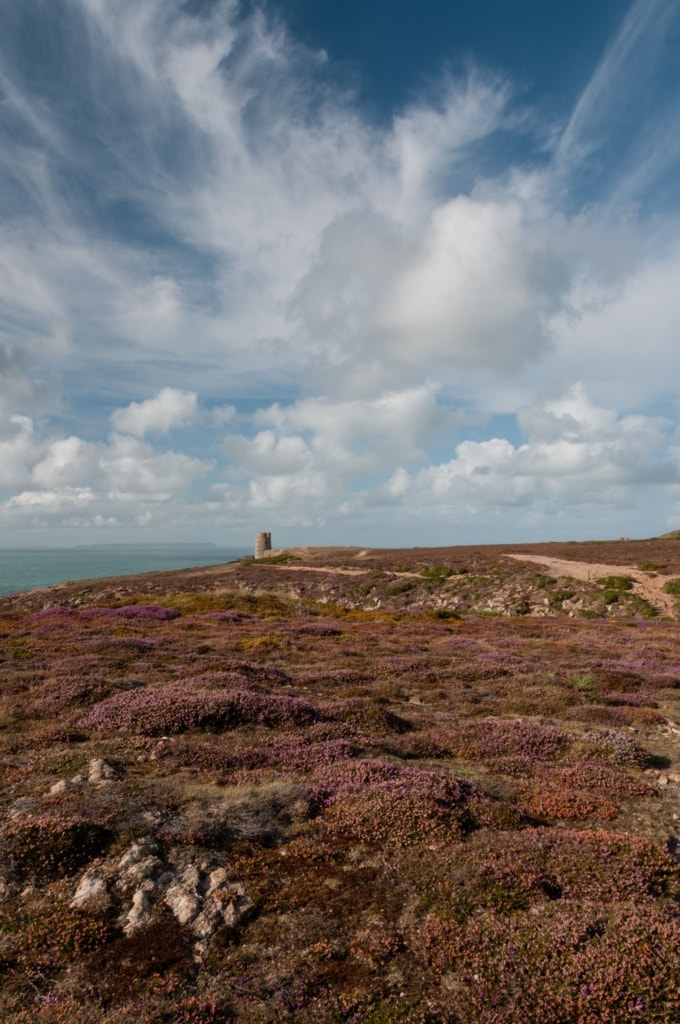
[0,391,214,536]
[0,415,40,493]
[409,387,679,514]
[1,0,680,542]
[110,388,198,437]
[32,436,100,489]
[101,433,211,501]
[373,197,571,372]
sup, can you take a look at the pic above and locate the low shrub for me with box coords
[420,566,454,580]
[15,903,111,971]
[81,605,181,621]
[385,580,415,596]
[78,686,321,735]
[2,815,114,883]
[430,719,571,762]
[597,576,634,591]
[318,764,483,847]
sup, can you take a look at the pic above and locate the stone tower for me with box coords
[254,532,272,559]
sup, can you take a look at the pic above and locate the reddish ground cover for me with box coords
[1,543,680,1022]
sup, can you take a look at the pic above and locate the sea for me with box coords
[0,545,251,597]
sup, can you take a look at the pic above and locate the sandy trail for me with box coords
[505,553,678,617]
[259,562,369,577]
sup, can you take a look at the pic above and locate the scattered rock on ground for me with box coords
[69,837,253,955]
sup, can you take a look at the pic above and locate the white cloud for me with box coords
[556,0,678,186]
[256,386,444,454]
[390,71,511,218]
[373,196,570,372]
[0,415,40,492]
[6,487,95,509]
[211,405,236,426]
[32,436,100,489]
[101,433,212,501]
[0,0,679,543]
[223,431,312,476]
[410,387,678,513]
[116,277,183,347]
[248,469,332,509]
[110,388,198,437]
[217,387,450,519]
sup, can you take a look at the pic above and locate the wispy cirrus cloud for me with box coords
[1,0,680,544]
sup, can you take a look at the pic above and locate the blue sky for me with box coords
[1,0,680,548]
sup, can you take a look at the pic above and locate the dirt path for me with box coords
[261,561,370,577]
[505,553,678,617]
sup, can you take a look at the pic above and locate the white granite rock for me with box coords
[71,871,109,910]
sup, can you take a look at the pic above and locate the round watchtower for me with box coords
[254,532,272,559]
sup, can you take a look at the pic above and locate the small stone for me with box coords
[165,884,201,926]
[207,868,229,895]
[48,780,69,796]
[179,864,202,891]
[658,774,669,788]
[220,885,254,929]
[191,902,223,944]
[71,872,109,910]
[121,856,164,886]
[88,758,118,784]
[124,887,153,935]
[119,837,160,870]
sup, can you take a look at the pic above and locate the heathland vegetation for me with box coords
[1,537,680,1022]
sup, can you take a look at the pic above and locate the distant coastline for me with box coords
[0,542,221,551]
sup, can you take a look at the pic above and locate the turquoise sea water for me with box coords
[0,545,251,597]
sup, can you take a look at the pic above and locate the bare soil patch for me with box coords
[506,553,678,617]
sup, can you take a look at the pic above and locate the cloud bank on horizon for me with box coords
[1,0,680,546]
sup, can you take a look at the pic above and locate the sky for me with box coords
[1,0,680,549]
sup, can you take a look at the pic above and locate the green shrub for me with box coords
[250,552,300,565]
[386,580,415,596]
[549,588,575,608]
[596,576,633,591]
[535,574,557,588]
[627,596,658,619]
[420,565,454,580]
[571,673,597,693]
[662,578,680,596]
